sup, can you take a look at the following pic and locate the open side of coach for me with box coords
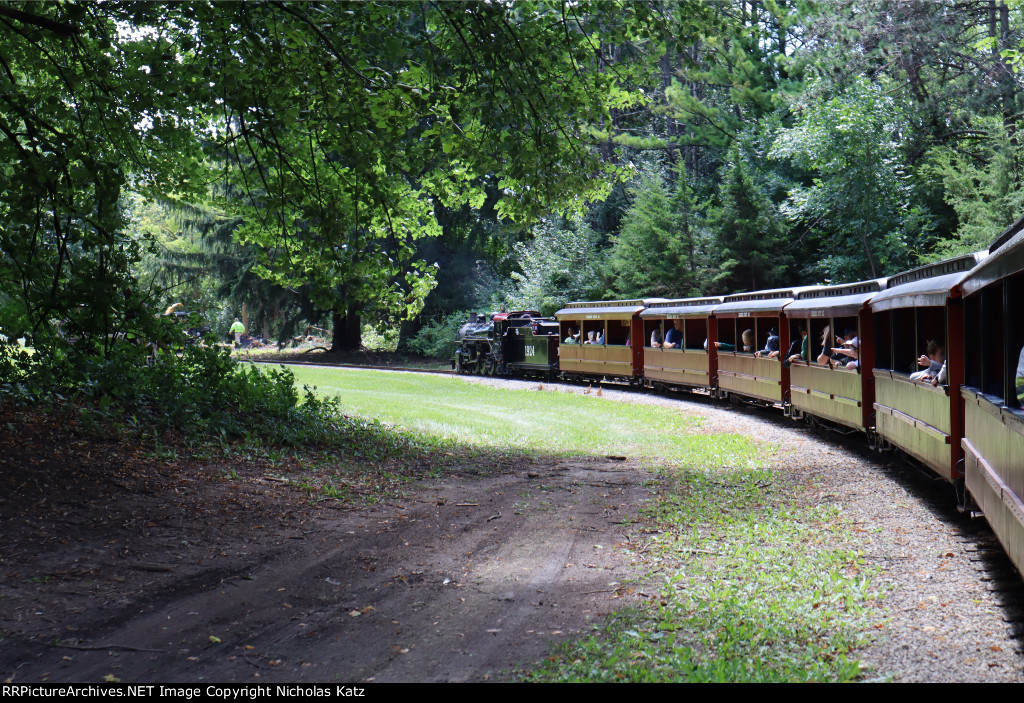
[554,299,654,383]
[713,287,818,405]
[785,279,886,432]
[640,297,722,392]
[868,252,987,482]
[960,218,1024,578]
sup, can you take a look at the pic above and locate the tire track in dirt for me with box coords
[4,459,655,683]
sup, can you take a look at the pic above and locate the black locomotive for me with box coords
[452,310,559,377]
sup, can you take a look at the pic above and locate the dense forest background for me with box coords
[478,0,1024,325]
[3,0,1024,366]
[409,0,1024,353]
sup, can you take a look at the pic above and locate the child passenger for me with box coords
[910,340,945,382]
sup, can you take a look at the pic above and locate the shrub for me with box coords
[407,310,472,359]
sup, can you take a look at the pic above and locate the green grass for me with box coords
[525,467,886,682]
[287,366,760,466]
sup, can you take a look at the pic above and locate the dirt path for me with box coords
[0,410,653,684]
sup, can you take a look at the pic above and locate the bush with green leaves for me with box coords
[407,310,473,359]
[0,332,366,450]
[0,341,38,403]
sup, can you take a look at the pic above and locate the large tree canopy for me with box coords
[0,1,684,356]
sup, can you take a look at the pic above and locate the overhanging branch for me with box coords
[0,5,79,36]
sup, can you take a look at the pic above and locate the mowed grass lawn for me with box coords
[287,365,763,467]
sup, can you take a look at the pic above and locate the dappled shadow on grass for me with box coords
[0,398,539,511]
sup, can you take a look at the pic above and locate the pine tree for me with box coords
[711,144,790,293]
[604,168,702,299]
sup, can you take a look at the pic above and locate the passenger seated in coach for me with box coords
[815,326,850,366]
[830,327,859,369]
[786,327,809,365]
[596,330,605,344]
[663,320,683,349]
[583,330,597,344]
[563,328,579,344]
[816,325,832,365]
[741,328,754,353]
[910,340,945,382]
[755,326,781,358]
[650,328,663,348]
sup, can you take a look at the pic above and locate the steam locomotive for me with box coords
[452,217,1024,580]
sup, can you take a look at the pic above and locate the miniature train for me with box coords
[452,217,1024,581]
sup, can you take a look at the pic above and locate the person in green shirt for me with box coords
[229,318,245,347]
[787,326,809,364]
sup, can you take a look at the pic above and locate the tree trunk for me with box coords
[330,308,362,353]
[397,317,423,352]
